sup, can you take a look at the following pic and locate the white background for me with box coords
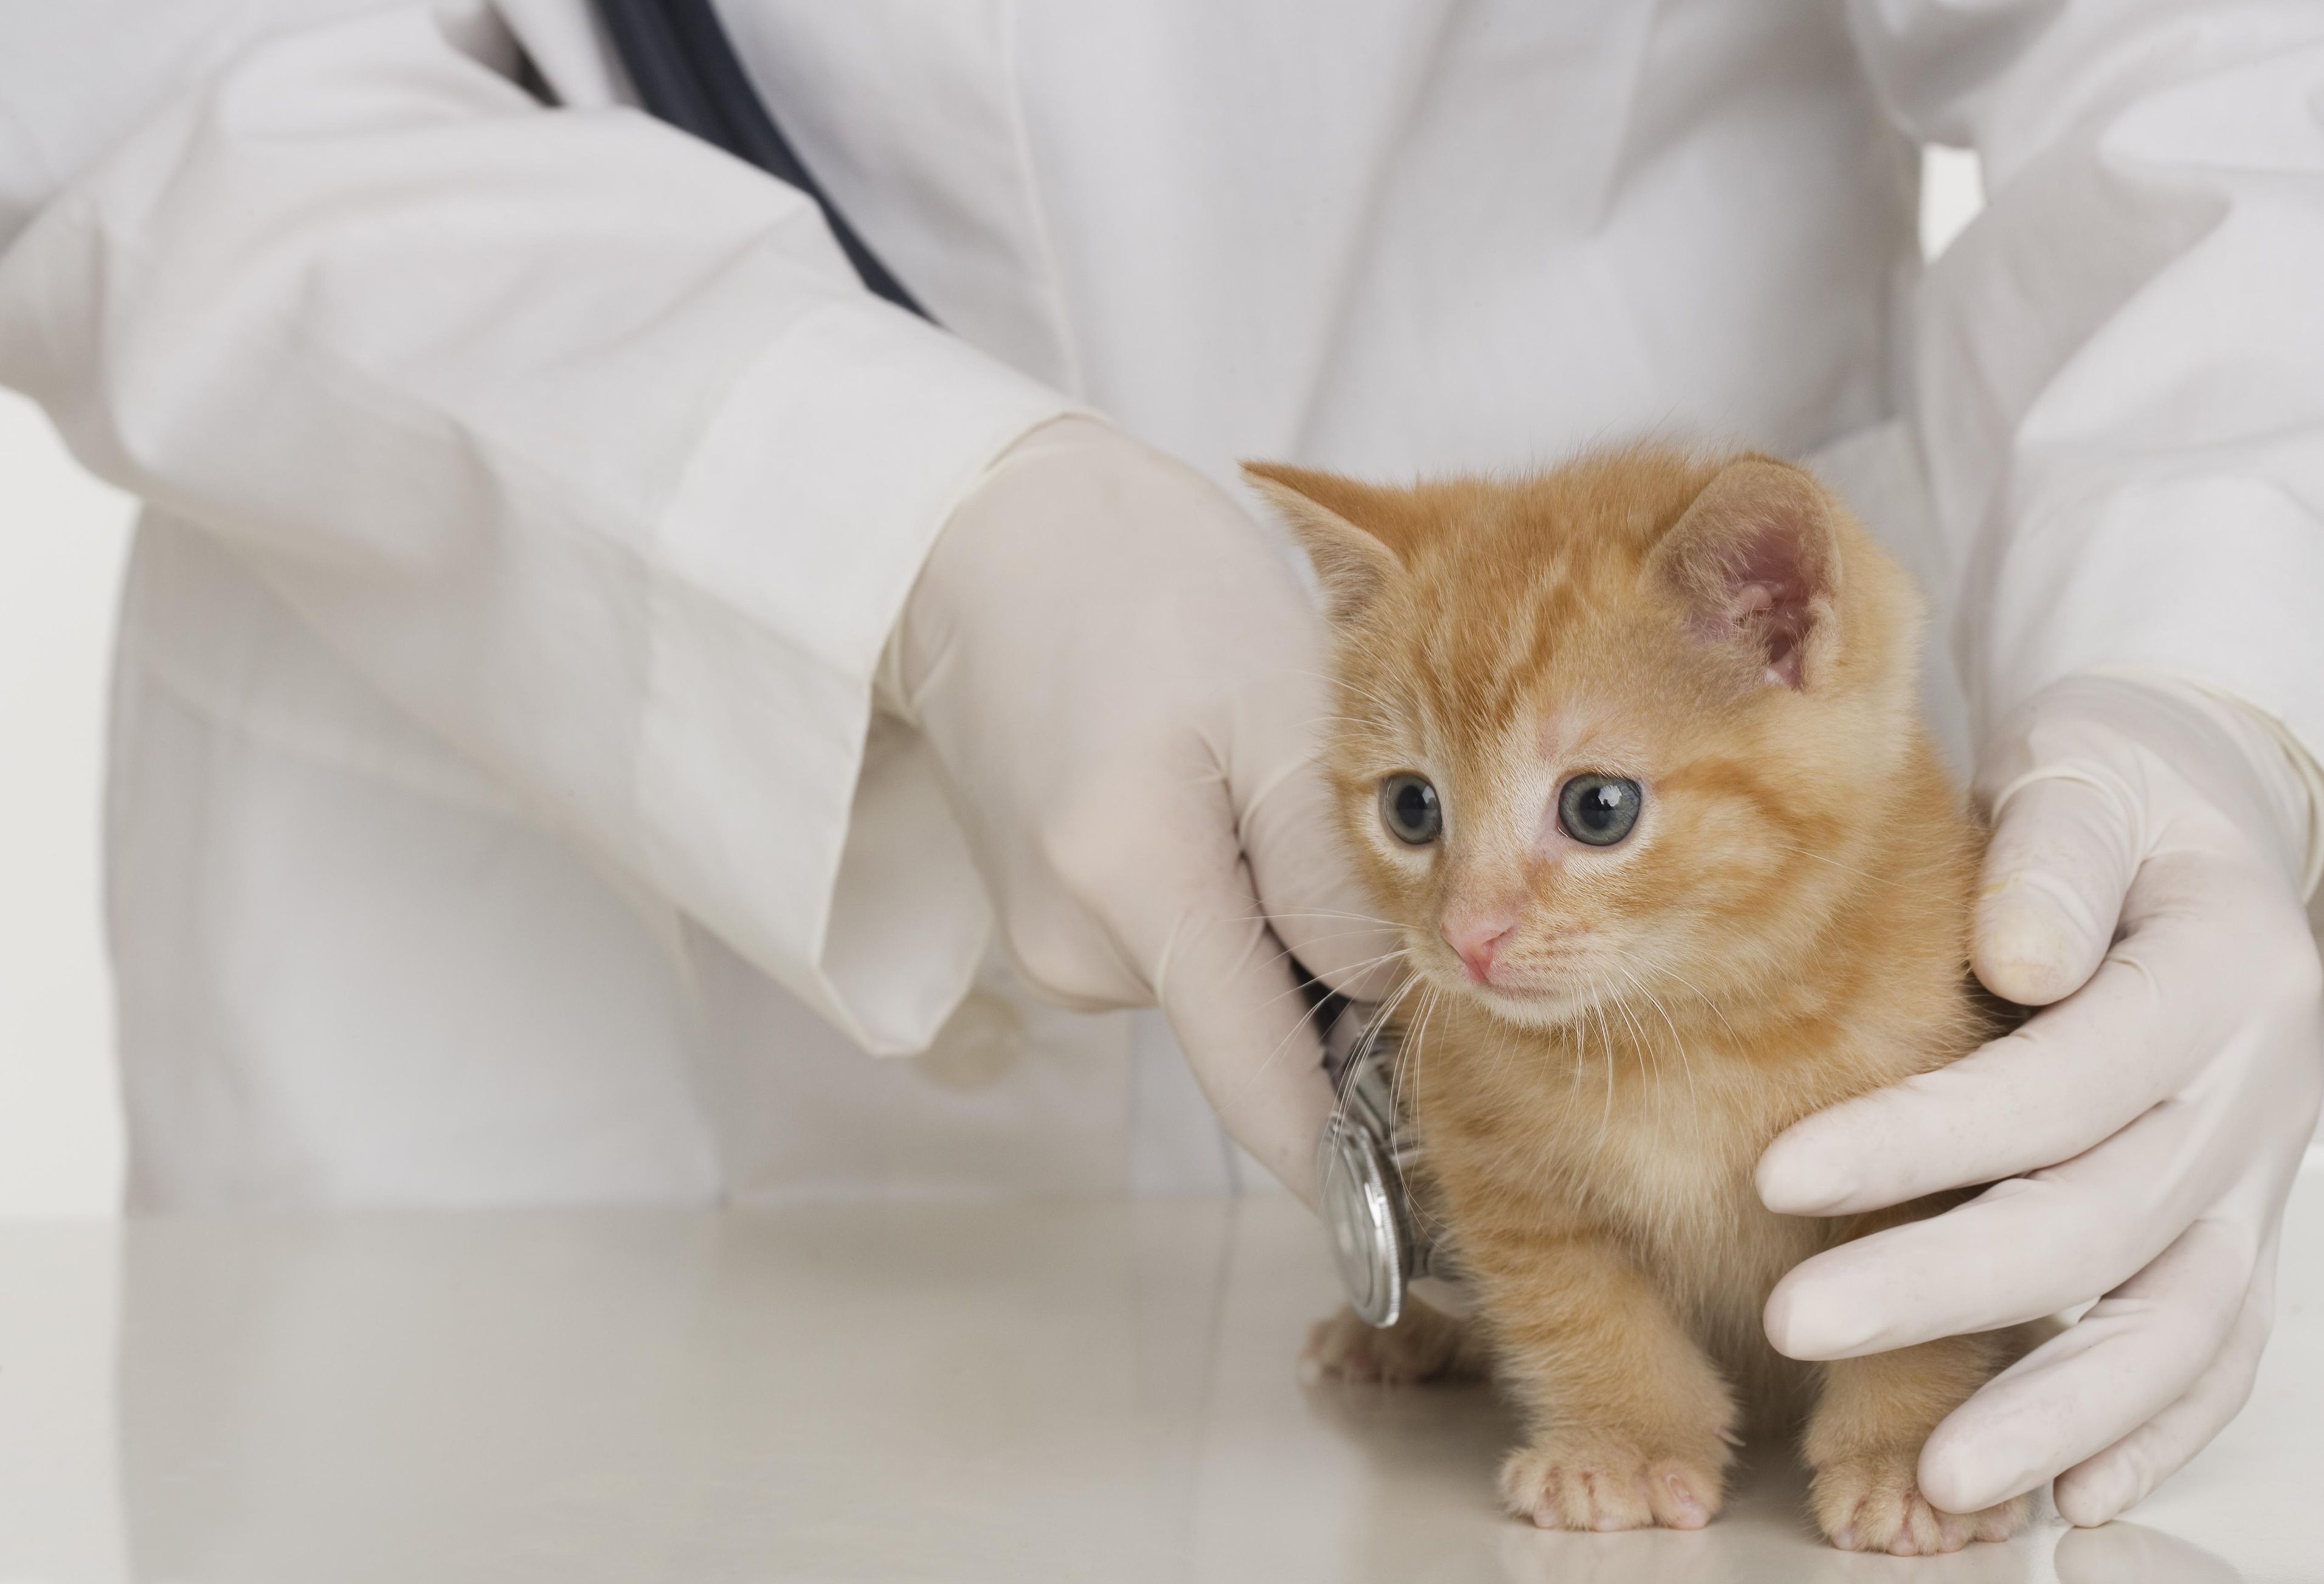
[0,150,1990,1219]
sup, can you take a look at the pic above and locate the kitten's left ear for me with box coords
[1241,462,1407,623]
[1650,457,1841,691]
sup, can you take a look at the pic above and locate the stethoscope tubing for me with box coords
[593,0,927,317]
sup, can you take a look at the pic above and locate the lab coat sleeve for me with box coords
[1849,1,2324,778]
[0,2,1074,1054]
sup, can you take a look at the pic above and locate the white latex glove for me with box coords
[882,417,1393,1204]
[1758,674,2324,1525]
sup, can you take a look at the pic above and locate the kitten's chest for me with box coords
[1554,1084,1782,1263]
[1593,1101,1814,1313]
[1417,1035,1817,1310]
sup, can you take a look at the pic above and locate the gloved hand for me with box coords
[882,416,1395,1203]
[1757,674,2324,1525]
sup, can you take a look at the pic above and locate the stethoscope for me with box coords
[591,0,922,316]
[1314,1001,1448,1326]
[593,0,1440,1329]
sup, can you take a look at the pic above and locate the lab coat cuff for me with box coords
[1975,474,2324,897]
[641,298,1073,1055]
[2221,690,2324,903]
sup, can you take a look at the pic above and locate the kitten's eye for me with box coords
[1378,774,1442,846]
[1558,774,1642,846]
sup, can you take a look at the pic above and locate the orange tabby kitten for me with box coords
[1247,446,2042,1557]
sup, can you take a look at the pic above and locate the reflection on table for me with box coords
[0,1168,2315,1583]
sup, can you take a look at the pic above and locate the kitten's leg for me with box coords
[1805,1328,2039,1555]
[1485,1239,1739,1532]
[1299,1295,1485,1385]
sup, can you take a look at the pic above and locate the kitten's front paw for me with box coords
[1299,1299,1481,1385]
[1811,1445,2027,1555]
[1499,1434,1725,1532]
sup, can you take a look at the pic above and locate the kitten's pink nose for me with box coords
[1444,918,1514,984]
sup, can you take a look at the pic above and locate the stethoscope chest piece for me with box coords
[1314,1004,1440,1329]
[1318,1107,1406,1327]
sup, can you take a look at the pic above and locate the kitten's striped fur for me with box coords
[1251,446,2042,1555]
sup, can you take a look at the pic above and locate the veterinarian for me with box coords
[2,0,2318,1529]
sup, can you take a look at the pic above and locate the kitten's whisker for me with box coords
[1602,976,1659,1123]
[1611,970,1664,1099]
[1388,979,1430,1123]
[1650,960,1745,1051]
[1563,1005,1586,1092]
[1403,984,1459,1251]
[1275,948,1414,994]
[1613,959,1710,1169]
[1250,950,1414,1078]
[1627,961,1682,1110]
[1247,930,1411,970]
[1336,974,1428,1133]
[1613,960,1687,1051]
[1250,996,1338,1079]
[1327,971,1427,1129]
[1611,960,1691,1096]
[1588,986,1620,1158]
[1241,933,1408,970]
[1237,908,1403,925]
[1225,910,1405,937]
[1247,946,1413,1025]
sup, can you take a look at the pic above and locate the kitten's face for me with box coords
[1249,448,1918,1032]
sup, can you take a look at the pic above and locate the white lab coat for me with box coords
[2,0,2320,1208]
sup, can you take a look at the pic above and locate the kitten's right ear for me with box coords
[1241,462,1406,623]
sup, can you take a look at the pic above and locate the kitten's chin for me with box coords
[1451,978,1597,1031]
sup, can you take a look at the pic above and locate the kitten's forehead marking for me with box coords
[1534,700,1634,769]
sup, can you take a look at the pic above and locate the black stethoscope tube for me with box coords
[594,0,927,318]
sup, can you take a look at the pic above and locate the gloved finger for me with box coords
[1232,664,1403,1001]
[1153,856,1341,1206]
[1763,1098,2219,1360]
[2052,1272,2274,1527]
[1240,753,1403,1000]
[1758,904,2219,1216]
[1912,1217,2252,1513]
[1974,770,2142,1006]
